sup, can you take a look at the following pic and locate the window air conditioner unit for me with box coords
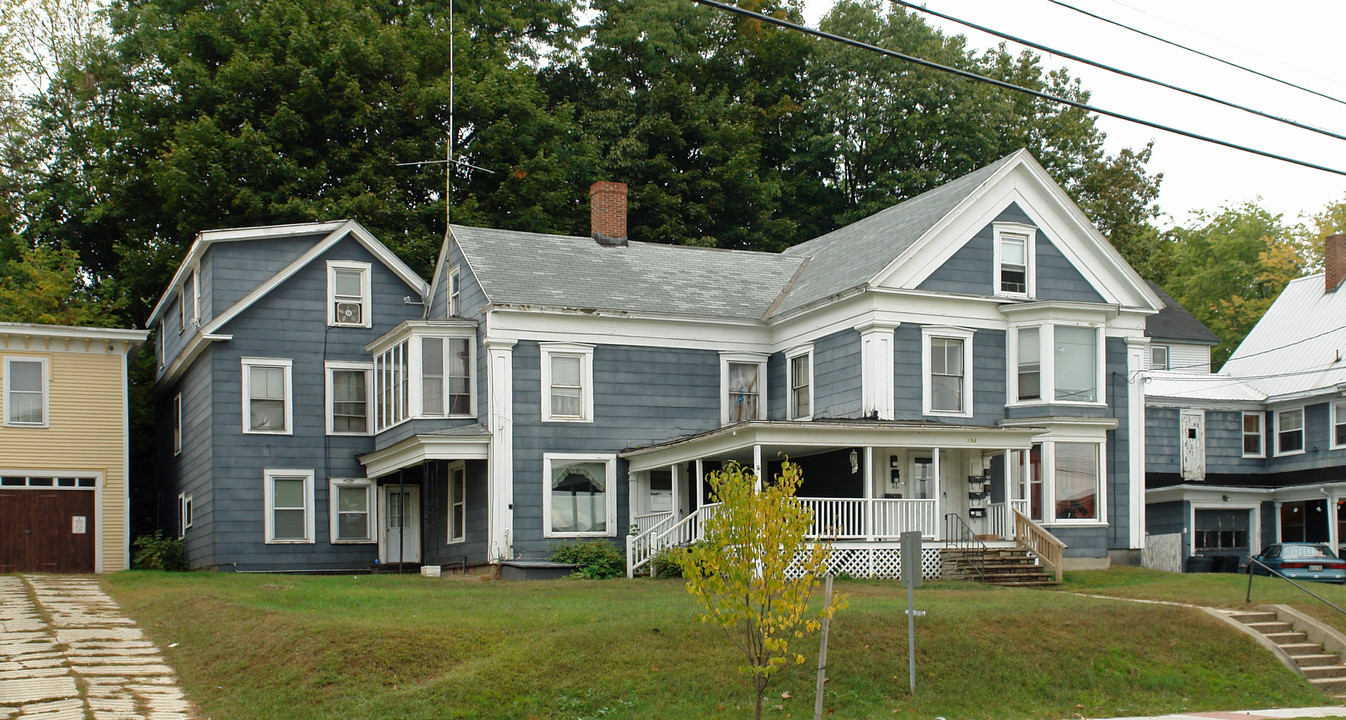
[335,301,363,325]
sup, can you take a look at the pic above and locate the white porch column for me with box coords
[857,321,899,420]
[671,463,682,520]
[1330,491,1339,553]
[1127,337,1148,550]
[753,444,763,491]
[486,338,517,562]
[863,446,874,541]
[932,447,941,541]
[695,459,705,509]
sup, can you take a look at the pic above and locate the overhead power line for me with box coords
[890,0,1346,144]
[1045,0,1346,109]
[687,0,1346,178]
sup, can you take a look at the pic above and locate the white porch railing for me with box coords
[626,504,719,577]
[625,511,676,577]
[988,499,1029,541]
[872,498,938,539]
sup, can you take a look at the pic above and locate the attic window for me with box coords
[994,223,1036,298]
[328,261,371,327]
[1151,345,1170,371]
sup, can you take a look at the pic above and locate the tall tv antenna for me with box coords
[396,0,493,227]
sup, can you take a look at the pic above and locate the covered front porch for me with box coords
[622,420,1063,578]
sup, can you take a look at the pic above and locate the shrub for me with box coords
[650,546,688,578]
[549,539,625,579]
[132,531,187,571]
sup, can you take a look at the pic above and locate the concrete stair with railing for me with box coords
[942,548,1058,587]
[1226,607,1346,697]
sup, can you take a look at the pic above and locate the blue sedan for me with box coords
[1250,543,1346,584]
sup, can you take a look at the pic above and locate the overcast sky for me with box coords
[800,0,1346,229]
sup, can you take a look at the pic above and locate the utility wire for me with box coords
[1045,0,1346,109]
[890,0,1346,144]
[1150,323,1346,374]
[688,0,1346,178]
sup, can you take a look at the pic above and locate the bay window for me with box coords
[1016,327,1040,402]
[371,324,477,430]
[1053,442,1099,520]
[1007,440,1102,524]
[1008,323,1103,406]
[1054,326,1098,402]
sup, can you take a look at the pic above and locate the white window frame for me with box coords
[1042,439,1108,527]
[1332,399,1346,451]
[325,362,373,436]
[326,260,373,328]
[3,355,49,428]
[241,357,293,435]
[177,491,188,538]
[1242,411,1265,458]
[541,343,594,423]
[417,334,477,419]
[993,222,1036,299]
[543,453,617,538]
[786,345,814,421]
[264,469,315,544]
[156,325,164,369]
[1275,407,1306,457]
[177,291,186,334]
[1150,345,1170,371]
[448,462,466,544]
[173,393,183,455]
[1006,324,1105,408]
[328,478,375,544]
[720,352,768,425]
[190,267,200,326]
[921,327,974,418]
[448,265,461,317]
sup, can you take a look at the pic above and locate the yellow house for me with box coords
[0,322,147,573]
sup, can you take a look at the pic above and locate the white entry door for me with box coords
[381,486,421,564]
[1180,410,1206,481]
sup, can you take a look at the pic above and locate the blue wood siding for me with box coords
[420,459,490,566]
[208,234,326,315]
[509,341,722,559]
[1146,407,1179,475]
[200,236,424,571]
[1051,526,1108,559]
[1104,337,1131,549]
[158,346,216,568]
[813,329,862,418]
[767,352,785,420]
[917,204,1103,302]
[890,324,1007,426]
[1147,500,1184,535]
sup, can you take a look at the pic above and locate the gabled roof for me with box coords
[1221,273,1346,399]
[1143,280,1220,345]
[450,226,804,321]
[774,153,1019,316]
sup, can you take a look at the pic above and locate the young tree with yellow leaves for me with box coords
[678,461,846,720]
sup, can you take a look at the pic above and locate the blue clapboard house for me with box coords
[152,150,1168,578]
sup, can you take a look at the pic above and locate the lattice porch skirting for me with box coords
[787,544,944,581]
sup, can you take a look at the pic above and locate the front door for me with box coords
[381,486,421,564]
[1180,410,1206,480]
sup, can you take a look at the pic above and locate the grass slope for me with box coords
[103,570,1330,720]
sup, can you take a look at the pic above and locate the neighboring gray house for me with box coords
[1145,234,1346,568]
[153,150,1167,575]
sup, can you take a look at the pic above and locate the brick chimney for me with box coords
[1328,233,1346,293]
[590,181,628,247]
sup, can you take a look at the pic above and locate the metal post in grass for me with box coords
[900,531,925,694]
[813,574,834,720]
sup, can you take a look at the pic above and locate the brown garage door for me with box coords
[0,488,96,573]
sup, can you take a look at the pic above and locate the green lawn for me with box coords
[99,569,1341,720]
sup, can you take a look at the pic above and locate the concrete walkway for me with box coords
[0,576,198,719]
[1094,708,1346,720]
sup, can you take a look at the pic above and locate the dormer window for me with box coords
[328,261,371,327]
[994,223,1036,298]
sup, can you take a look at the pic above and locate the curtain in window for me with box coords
[249,366,286,430]
[1017,328,1040,401]
[272,477,306,539]
[7,360,43,423]
[1053,326,1096,402]
[551,461,607,533]
[332,371,367,432]
[1053,443,1097,520]
[728,363,759,421]
[551,355,582,417]
[930,338,963,412]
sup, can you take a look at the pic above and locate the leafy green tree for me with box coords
[0,240,122,325]
[679,461,845,720]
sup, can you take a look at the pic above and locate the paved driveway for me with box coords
[0,576,198,719]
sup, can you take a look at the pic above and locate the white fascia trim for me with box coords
[449,228,494,312]
[151,333,231,399]
[720,352,769,425]
[785,344,814,421]
[365,318,478,355]
[241,357,294,436]
[992,222,1036,300]
[358,434,490,479]
[1146,484,1273,503]
[542,453,618,538]
[0,323,148,350]
[540,342,595,423]
[263,468,316,544]
[426,229,454,319]
[148,220,349,326]
[325,361,374,436]
[326,260,373,328]
[328,478,376,544]
[484,306,770,354]
[1145,397,1265,412]
[920,326,975,418]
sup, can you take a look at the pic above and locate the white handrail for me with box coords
[625,511,676,578]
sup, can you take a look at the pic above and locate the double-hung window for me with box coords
[448,465,466,543]
[1016,327,1040,402]
[1150,345,1170,371]
[421,337,473,417]
[1053,442,1099,520]
[721,354,767,424]
[542,344,594,422]
[1333,399,1346,450]
[787,347,813,420]
[1276,408,1305,455]
[173,393,183,455]
[1054,326,1098,402]
[329,479,374,543]
[922,328,973,417]
[327,260,371,327]
[265,469,314,544]
[3,356,48,427]
[242,358,292,434]
[326,363,372,435]
[994,223,1035,297]
[544,453,616,537]
[1242,412,1265,457]
[448,266,461,317]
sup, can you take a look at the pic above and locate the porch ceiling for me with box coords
[622,420,1045,472]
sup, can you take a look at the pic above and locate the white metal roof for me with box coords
[1145,371,1265,403]
[1221,274,1346,400]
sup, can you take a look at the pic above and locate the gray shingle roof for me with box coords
[452,226,805,320]
[1143,280,1220,344]
[772,152,1022,316]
